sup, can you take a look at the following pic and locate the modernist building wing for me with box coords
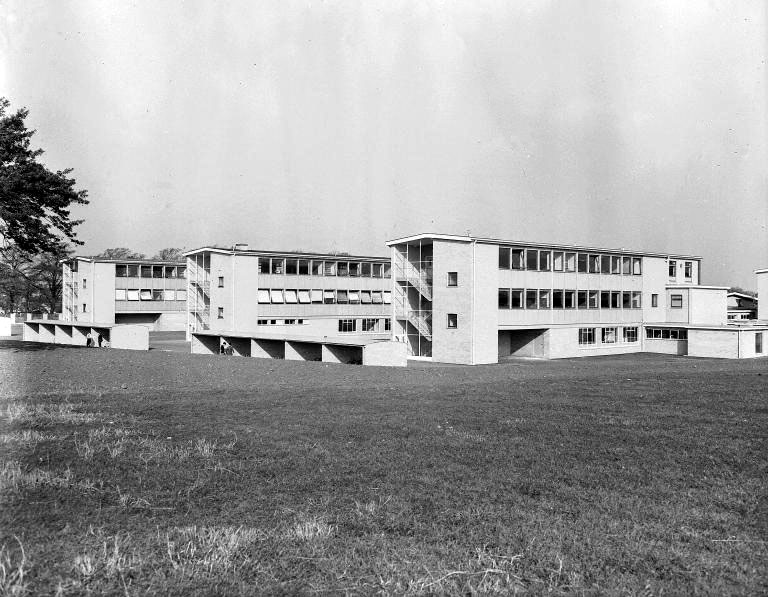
[61,256,188,330]
[388,233,767,363]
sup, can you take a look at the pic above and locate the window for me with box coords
[577,253,588,273]
[588,291,598,309]
[177,266,186,279]
[362,318,378,332]
[141,266,152,278]
[652,293,658,307]
[526,249,538,271]
[127,290,139,301]
[553,252,564,271]
[127,265,139,277]
[577,290,588,309]
[217,307,224,319]
[116,265,127,277]
[511,289,523,309]
[511,249,525,270]
[312,261,324,276]
[622,292,631,309]
[258,289,270,303]
[668,260,676,278]
[258,319,267,325]
[152,290,163,301]
[631,292,641,309]
[82,279,87,289]
[447,313,458,329]
[589,254,600,274]
[565,252,576,272]
[82,303,87,312]
[176,290,187,301]
[299,260,310,275]
[298,290,311,304]
[684,262,692,279]
[339,319,356,333]
[539,251,551,271]
[348,290,360,304]
[623,327,638,343]
[285,259,298,275]
[371,291,383,304]
[271,259,284,275]
[270,289,284,303]
[165,266,176,278]
[670,294,683,308]
[539,290,550,309]
[564,290,576,309]
[499,289,510,309]
[611,256,620,275]
[499,247,510,269]
[140,289,152,301]
[361,262,371,277]
[323,290,336,304]
[622,256,631,275]
[372,263,383,278]
[258,258,270,273]
[611,292,620,309]
[115,289,126,300]
[163,290,175,301]
[600,291,610,309]
[153,266,163,278]
[218,276,224,288]
[384,318,391,331]
[337,262,349,277]
[325,261,337,276]
[383,263,391,278]
[632,257,642,275]
[756,333,763,354]
[336,290,348,304]
[602,327,617,344]
[578,328,595,345]
[284,289,298,303]
[349,262,361,277]
[600,255,611,274]
[447,272,458,287]
[360,290,372,304]
[284,319,296,325]
[311,289,323,303]
[525,290,538,309]
[552,289,564,309]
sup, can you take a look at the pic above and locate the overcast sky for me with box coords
[2,1,766,287]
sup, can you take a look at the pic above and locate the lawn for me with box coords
[1,340,766,595]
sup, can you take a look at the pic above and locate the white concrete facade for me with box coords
[757,269,767,321]
[184,247,396,360]
[388,233,760,363]
[61,257,187,331]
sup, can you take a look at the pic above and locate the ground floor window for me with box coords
[578,328,595,345]
[361,318,378,332]
[623,327,638,343]
[646,327,688,340]
[385,318,391,331]
[602,327,617,344]
[755,332,762,354]
[338,319,356,333]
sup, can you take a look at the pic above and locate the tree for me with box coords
[154,247,184,261]
[30,244,72,313]
[0,97,88,254]
[729,286,757,297]
[0,245,33,312]
[95,248,145,260]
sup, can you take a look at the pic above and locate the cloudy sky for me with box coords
[2,0,765,287]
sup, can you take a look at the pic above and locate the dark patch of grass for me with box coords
[1,341,767,594]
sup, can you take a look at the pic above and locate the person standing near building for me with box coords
[85,331,93,347]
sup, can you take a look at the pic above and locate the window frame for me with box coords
[578,327,596,345]
[447,313,458,329]
[447,272,458,287]
[670,294,683,309]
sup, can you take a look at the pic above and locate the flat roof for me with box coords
[386,232,702,260]
[756,269,768,274]
[183,246,388,261]
[666,284,729,290]
[64,256,185,266]
[192,329,390,347]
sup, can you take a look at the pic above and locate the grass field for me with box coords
[1,340,766,595]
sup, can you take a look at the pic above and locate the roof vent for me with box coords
[233,243,249,252]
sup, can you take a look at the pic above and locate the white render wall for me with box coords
[757,271,767,321]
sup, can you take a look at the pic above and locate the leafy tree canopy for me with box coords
[728,286,757,297]
[0,97,88,254]
[95,248,146,260]
[154,247,184,261]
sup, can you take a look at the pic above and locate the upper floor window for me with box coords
[217,307,224,319]
[218,276,224,288]
[684,262,692,279]
[652,294,658,307]
[577,253,588,273]
[447,313,458,329]
[499,247,510,269]
[553,252,564,271]
[670,294,683,308]
[447,272,458,287]
[511,249,525,270]
[116,265,127,277]
[82,279,87,289]
[668,260,677,278]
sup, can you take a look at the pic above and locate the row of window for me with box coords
[116,265,186,278]
[499,248,642,275]
[338,318,392,333]
[257,289,392,305]
[257,319,305,325]
[115,289,187,301]
[646,327,688,340]
[499,289,643,310]
[258,258,391,278]
[578,326,639,345]
[669,260,694,279]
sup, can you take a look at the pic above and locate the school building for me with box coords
[61,257,188,331]
[184,246,406,365]
[388,233,767,364]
